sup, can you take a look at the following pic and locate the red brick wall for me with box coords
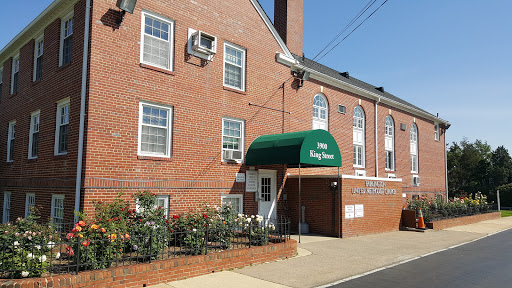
[427,212,500,230]
[0,1,87,222]
[342,177,403,237]
[0,240,297,288]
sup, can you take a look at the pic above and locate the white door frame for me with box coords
[257,169,277,222]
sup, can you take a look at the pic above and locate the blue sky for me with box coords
[1,0,511,152]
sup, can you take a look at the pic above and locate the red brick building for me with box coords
[0,0,449,237]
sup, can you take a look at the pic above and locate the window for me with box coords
[55,99,70,155]
[34,35,44,81]
[11,54,19,94]
[312,93,328,130]
[353,106,365,167]
[25,193,35,217]
[138,102,172,157]
[222,117,244,162]
[7,121,15,162]
[410,123,418,173]
[28,111,40,159]
[221,194,243,214]
[385,115,395,170]
[3,192,10,223]
[60,13,73,66]
[51,195,65,231]
[223,43,246,91]
[141,11,174,70]
[156,195,169,218]
[0,68,3,101]
[434,123,439,141]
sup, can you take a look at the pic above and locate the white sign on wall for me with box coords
[345,205,355,219]
[245,170,258,192]
[355,204,364,218]
[236,173,246,183]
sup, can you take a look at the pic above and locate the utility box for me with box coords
[401,210,416,228]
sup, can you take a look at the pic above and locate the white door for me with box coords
[258,170,277,223]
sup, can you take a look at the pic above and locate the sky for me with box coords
[1,0,511,152]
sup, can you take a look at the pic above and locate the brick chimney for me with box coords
[274,0,303,56]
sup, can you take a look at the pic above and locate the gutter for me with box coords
[75,0,91,222]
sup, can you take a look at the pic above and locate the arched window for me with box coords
[410,123,418,173]
[385,116,394,170]
[353,106,365,167]
[312,94,328,130]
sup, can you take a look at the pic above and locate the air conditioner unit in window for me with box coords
[223,150,242,161]
[338,104,347,114]
[191,31,216,55]
[413,175,420,186]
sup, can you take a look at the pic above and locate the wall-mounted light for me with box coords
[292,70,310,88]
[116,0,138,25]
[330,181,338,192]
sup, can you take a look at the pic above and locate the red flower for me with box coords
[66,247,74,256]
[72,228,77,233]
[203,214,208,219]
[66,233,74,240]
[121,208,124,211]
[152,193,156,196]
[132,209,136,213]
[114,217,118,221]
[158,206,162,210]
[163,215,166,218]
[166,220,169,224]
[82,241,90,247]
[139,219,142,222]
[108,219,112,222]
[99,218,102,221]
[128,210,132,214]
[170,229,174,232]
[98,201,102,204]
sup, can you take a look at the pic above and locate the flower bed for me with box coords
[0,192,289,279]
[407,192,495,223]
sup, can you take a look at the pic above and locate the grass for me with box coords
[501,210,512,217]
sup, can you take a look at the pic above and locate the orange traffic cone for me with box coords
[417,207,426,229]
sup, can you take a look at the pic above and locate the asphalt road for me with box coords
[335,229,512,288]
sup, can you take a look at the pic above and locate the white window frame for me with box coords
[221,194,243,214]
[7,121,15,162]
[156,195,169,218]
[51,194,65,231]
[434,123,440,141]
[28,110,40,159]
[25,193,35,217]
[410,123,419,173]
[3,192,11,223]
[59,12,74,67]
[33,34,44,81]
[140,10,174,71]
[138,101,173,158]
[312,93,328,131]
[11,54,19,95]
[221,117,245,163]
[55,98,70,155]
[353,106,365,168]
[223,42,246,91]
[384,115,395,171]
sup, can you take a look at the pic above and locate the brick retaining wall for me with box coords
[426,212,501,230]
[0,240,297,288]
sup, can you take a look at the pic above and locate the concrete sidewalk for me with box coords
[151,216,512,288]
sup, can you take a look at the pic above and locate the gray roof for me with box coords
[293,54,441,121]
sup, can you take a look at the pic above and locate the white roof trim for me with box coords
[0,0,78,62]
[277,52,450,126]
[249,0,293,58]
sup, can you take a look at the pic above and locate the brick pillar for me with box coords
[274,0,303,56]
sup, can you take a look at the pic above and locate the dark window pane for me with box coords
[63,36,73,65]
[9,139,14,161]
[13,73,18,94]
[32,132,39,157]
[35,57,43,81]
[59,124,69,153]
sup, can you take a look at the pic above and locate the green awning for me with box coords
[246,130,341,167]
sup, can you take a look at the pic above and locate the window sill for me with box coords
[54,154,68,160]
[57,62,72,72]
[31,79,43,87]
[5,161,13,165]
[140,63,174,75]
[221,160,243,166]
[137,155,173,162]
[27,157,38,163]
[223,86,246,95]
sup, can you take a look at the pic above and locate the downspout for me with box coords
[444,126,449,202]
[375,98,380,177]
[75,0,91,222]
